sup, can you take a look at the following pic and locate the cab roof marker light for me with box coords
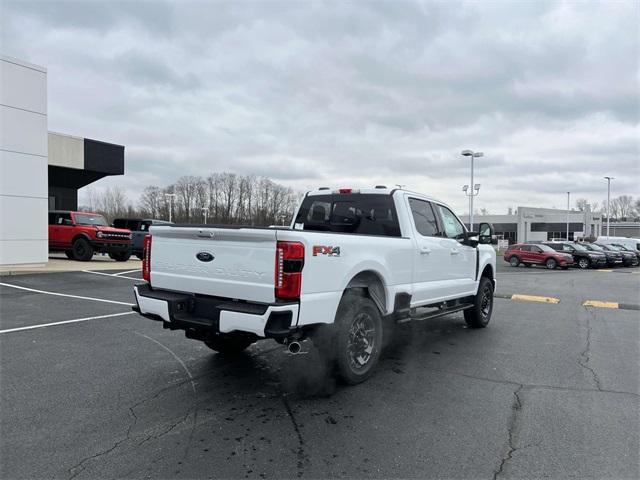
[335,188,360,194]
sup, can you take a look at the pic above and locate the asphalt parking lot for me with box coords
[1,263,638,479]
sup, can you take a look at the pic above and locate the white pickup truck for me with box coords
[133,187,496,384]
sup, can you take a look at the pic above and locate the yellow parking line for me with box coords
[596,269,613,272]
[511,294,560,304]
[583,300,619,309]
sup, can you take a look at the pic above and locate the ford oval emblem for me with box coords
[196,251,214,262]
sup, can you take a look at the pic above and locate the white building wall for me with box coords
[0,56,48,266]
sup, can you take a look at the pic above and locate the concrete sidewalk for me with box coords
[0,254,141,275]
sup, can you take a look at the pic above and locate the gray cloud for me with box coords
[1,0,638,214]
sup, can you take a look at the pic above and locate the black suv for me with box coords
[583,243,623,267]
[543,241,607,269]
[112,218,171,260]
[595,243,639,267]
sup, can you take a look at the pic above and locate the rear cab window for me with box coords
[293,193,401,237]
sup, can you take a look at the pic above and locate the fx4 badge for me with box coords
[312,245,341,257]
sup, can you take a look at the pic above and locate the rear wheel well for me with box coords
[343,271,386,315]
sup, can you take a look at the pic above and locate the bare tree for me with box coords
[614,195,634,220]
[140,186,162,218]
[575,198,589,211]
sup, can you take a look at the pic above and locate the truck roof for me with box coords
[306,186,439,202]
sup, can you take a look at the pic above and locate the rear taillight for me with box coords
[275,241,304,300]
[142,235,152,282]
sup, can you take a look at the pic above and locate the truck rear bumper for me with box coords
[133,283,299,339]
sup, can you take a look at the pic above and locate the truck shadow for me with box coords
[195,315,478,400]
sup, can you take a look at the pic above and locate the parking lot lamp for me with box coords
[164,193,176,223]
[566,192,570,240]
[604,176,614,237]
[461,150,483,230]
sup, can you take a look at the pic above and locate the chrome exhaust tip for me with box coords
[287,341,302,354]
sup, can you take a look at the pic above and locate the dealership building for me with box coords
[0,55,124,266]
[461,206,606,244]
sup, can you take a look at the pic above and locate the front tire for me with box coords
[509,256,520,267]
[204,334,254,355]
[464,276,494,328]
[109,251,131,262]
[64,250,74,260]
[72,238,93,261]
[328,292,383,385]
[577,257,590,269]
[545,258,557,270]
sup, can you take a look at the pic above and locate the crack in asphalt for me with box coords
[67,406,138,480]
[65,345,283,479]
[422,367,637,398]
[136,410,191,447]
[282,394,309,478]
[493,384,524,480]
[579,307,604,391]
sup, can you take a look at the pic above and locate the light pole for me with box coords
[566,192,570,240]
[461,150,483,230]
[164,193,176,223]
[202,206,208,224]
[604,176,614,238]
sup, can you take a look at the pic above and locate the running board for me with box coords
[397,304,474,324]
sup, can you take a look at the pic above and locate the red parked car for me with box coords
[49,211,132,261]
[504,243,574,269]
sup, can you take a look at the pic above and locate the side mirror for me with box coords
[462,231,479,247]
[478,222,493,244]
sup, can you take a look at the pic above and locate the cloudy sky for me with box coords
[2,0,638,214]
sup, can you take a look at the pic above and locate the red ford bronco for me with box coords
[48,211,132,261]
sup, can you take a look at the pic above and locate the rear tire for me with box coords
[72,238,93,261]
[136,253,144,261]
[577,257,590,269]
[464,276,494,329]
[204,334,254,355]
[109,251,131,262]
[545,258,557,269]
[324,292,383,385]
[509,256,520,267]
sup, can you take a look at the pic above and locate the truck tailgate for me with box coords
[149,226,277,303]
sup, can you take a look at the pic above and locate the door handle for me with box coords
[450,248,460,255]
[420,246,431,255]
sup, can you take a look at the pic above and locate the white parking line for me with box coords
[0,311,135,334]
[0,282,134,306]
[82,270,141,281]
[113,269,141,276]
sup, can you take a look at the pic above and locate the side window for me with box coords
[520,245,531,252]
[409,198,440,237]
[58,213,72,225]
[434,204,465,240]
[49,213,56,225]
[530,246,542,253]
